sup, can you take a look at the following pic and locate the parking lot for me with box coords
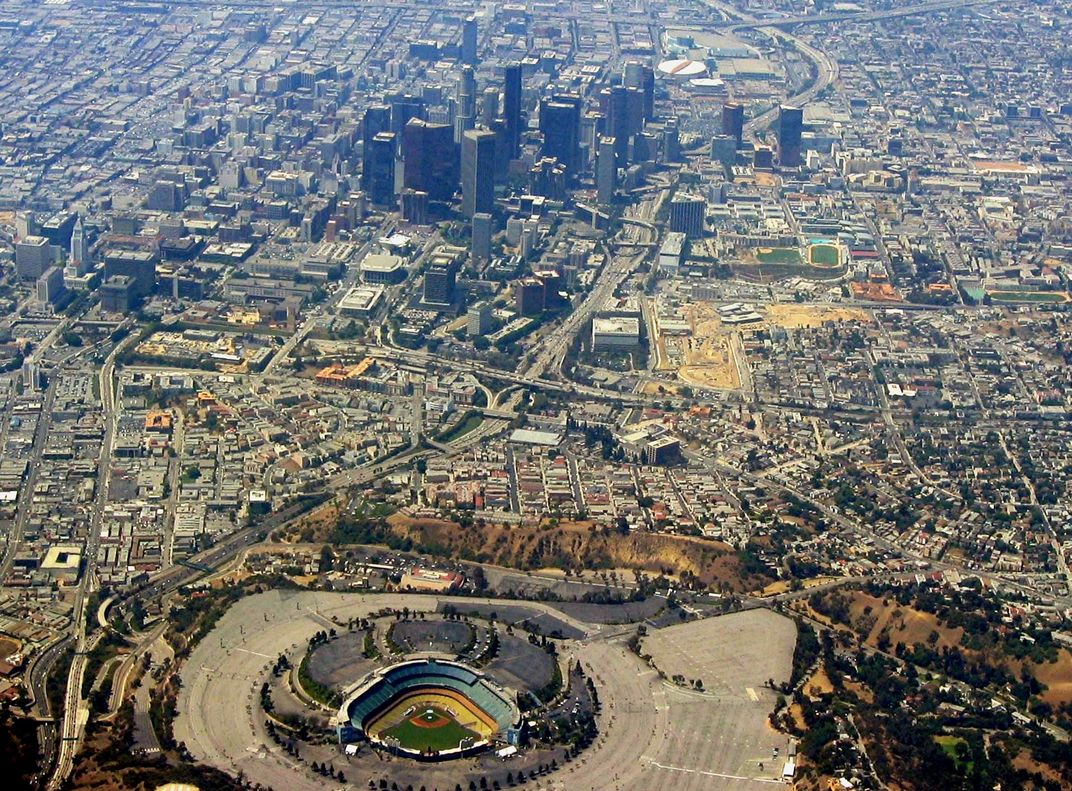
[174,592,797,791]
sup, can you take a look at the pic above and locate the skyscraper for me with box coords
[423,261,458,306]
[661,119,680,163]
[471,212,493,264]
[480,87,499,126]
[721,102,744,148]
[462,16,478,65]
[401,190,429,225]
[367,131,397,208]
[606,86,631,163]
[361,105,391,194]
[777,105,803,167]
[539,95,582,175]
[624,61,655,121]
[15,235,50,281]
[461,128,496,218]
[502,62,523,158]
[402,118,458,202]
[596,136,617,205]
[389,93,426,136]
[454,66,477,143]
[669,194,705,238]
[711,134,737,168]
[69,216,89,273]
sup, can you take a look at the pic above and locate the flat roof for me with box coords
[592,317,640,335]
[508,428,561,446]
[42,545,82,570]
[339,285,384,311]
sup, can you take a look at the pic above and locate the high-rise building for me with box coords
[721,102,744,148]
[528,157,568,199]
[40,211,78,248]
[489,118,511,183]
[471,212,493,264]
[15,212,36,241]
[606,86,631,163]
[457,66,477,120]
[36,266,66,306]
[15,235,51,281]
[367,131,397,208]
[462,16,478,65]
[481,87,499,126]
[669,194,705,238]
[624,61,655,121]
[401,189,429,225]
[596,136,617,204]
[468,304,492,336]
[147,178,186,212]
[777,105,803,167]
[539,95,582,175]
[389,93,427,136]
[502,62,523,158]
[402,118,458,202]
[515,277,546,317]
[361,105,392,194]
[104,249,158,299]
[454,66,478,144]
[661,119,680,163]
[423,260,458,306]
[100,275,133,314]
[625,87,645,137]
[711,134,737,167]
[69,216,89,273]
[461,128,496,218]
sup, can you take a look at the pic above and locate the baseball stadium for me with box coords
[335,659,521,760]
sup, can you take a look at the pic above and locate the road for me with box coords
[524,209,663,382]
[47,336,126,791]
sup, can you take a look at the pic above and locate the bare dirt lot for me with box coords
[765,304,871,329]
[675,303,743,390]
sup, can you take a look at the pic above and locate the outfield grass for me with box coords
[380,707,480,752]
[755,247,802,265]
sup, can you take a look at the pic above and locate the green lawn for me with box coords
[808,244,840,266]
[380,707,480,752]
[935,735,973,772]
[437,410,484,443]
[755,247,802,265]
[988,290,1069,303]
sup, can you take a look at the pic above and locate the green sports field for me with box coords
[380,706,481,752]
[808,243,841,266]
[755,247,801,265]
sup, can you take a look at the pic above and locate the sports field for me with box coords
[754,246,801,264]
[808,242,841,266]
[380,705,481,752]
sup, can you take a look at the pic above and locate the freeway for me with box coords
[693,0,839,140]
[524,210,663,383]
[729,0,1000,31]
[47,335,127,791]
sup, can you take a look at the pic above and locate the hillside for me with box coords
[331,513,775,593]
